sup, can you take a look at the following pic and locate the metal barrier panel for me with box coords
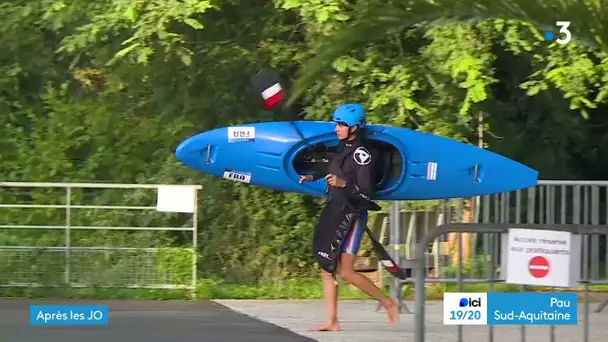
[412,223,608,342]
[0,182,201,296]
[381,180,608,341]
[385,181,608,304]
[377,198,468,311]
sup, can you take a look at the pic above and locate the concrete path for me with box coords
[215,299,608,342]
[1,299,315,342]
[3,298,607,341]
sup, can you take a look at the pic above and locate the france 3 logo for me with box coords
[443,292,488,325]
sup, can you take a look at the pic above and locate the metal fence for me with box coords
[0,182,201,295]
[412,223,608,342]
[378,180,608,341]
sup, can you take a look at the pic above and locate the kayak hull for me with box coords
[175,121,538,200]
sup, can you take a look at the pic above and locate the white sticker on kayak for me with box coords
[228,126,255,142]
[426,162,438,181]
[223,170,251,183]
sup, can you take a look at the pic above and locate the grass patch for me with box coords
[0,278,371,300]
[405,283,608,300]
[195,277,371,299]
[0,287,192,300]
[2,279,608,301]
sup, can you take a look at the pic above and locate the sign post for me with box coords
[501,228,581,288]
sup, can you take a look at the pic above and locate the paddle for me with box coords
[344,200,411,280]
[251,68,305,140]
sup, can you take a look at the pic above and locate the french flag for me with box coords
[261,82,285,110]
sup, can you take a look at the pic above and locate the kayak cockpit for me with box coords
[293,140,403,191]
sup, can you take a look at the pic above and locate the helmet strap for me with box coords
[343,126,358,141]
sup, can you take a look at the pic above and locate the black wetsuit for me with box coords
[311,136,380,274]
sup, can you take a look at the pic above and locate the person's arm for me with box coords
[343,147,376,202]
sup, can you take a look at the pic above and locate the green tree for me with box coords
[1,0,608,290]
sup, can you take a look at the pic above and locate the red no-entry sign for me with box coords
[528,256,550,278]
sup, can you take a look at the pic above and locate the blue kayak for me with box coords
[175,121,538,200]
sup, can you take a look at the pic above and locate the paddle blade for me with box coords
[251,68,287,111]
[365,228,411,280]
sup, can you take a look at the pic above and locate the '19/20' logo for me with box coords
[443,293,487,325]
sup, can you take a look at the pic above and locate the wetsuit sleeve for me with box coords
[343,147,376,201]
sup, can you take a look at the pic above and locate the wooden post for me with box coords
[448,199,473,264]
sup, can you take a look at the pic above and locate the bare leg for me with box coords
[339,253,399,325]
[308,270,341,331]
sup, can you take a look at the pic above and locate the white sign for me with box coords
[156,185,196,213]
[503,228,580,288]
[223,170,251,184]
[228,126,255,142]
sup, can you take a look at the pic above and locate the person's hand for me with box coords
[299,174,314,183]
[325,174,346,188]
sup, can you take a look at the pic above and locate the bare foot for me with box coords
[307,321,341,332]
[385,298,400,325]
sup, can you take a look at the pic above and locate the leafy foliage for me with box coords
[0,0,607,287]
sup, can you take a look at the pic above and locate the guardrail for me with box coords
[0,182,202,296]
[375,181,608,314]
[412,223,608,342]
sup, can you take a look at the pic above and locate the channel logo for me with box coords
[459,297,482,307]
[443,292,487,325]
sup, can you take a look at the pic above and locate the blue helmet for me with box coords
[332,103,366,128]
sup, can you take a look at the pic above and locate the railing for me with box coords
[412,223,607,342]
[0,182,202,296]
[376,180,608,308]
[373,180,608,341]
